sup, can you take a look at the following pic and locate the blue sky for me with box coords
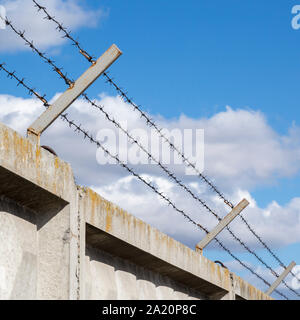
[0,0,300,299]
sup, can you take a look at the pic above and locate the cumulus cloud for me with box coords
[172,107,300,190]
[0,0,104,52]
[0,94,43,132]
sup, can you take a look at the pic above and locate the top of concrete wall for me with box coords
[0,122,76,210]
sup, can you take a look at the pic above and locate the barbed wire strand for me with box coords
[28,0,300,290]
[0,62,290,300]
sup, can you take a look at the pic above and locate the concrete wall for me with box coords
[0,196,37,299]
[85,246,206,300]
[0,122,272,300]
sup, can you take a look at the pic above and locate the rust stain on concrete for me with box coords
[54,157,60,170]
[2,129,10,156]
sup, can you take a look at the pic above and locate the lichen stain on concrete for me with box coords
[239,277,247,297]
[87,188,100,224]
[210,260,216,276]
[105,210,112,233]
[120,208,130,229]
[138,219,145,237]
[2,129,10,157]
[13,131,28,165]
[217,264,221,281]
[35,147,42,184]
[53,157,63,194]
[103,201,117,233]
[247,284,255,300]
[223,268,231,290]
[54,157,60,170]
[155,230,160,243]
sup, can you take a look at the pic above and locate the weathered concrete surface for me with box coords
[0,122,79,300]
[80,187,272,300]
[0,196,37,300]
[0,121,273,300]
[85,246,206,300]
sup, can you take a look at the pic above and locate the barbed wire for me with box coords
[82,94,300,298]
[60,115,289,301]
[0,63,49,107]
[32,0,96,64]
[1,14,219,228]
[32,0,300,281]
[30,0,300,270]
[82,93,221,221]
[102,72,300,287]
[29,0,300,290]
[30,0,233,209]
[7,5,299,297]
[4,3,299,296]
[0,62,290,300]
[0,15,73,86]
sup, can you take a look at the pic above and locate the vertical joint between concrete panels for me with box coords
[77,205,81,299]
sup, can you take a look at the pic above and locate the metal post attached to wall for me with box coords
[265,261,296,296]
[27,44,122,144]
[196,199,249,254]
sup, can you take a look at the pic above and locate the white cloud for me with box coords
[0,94,43,132]
[0,0,104,52]
[173,107,300,190]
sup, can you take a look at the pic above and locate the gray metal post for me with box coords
[27,44,122,144]
[196,199,249,254]
[265,261,296,296]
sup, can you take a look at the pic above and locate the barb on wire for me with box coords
[1,15,73,86]
[0,63,49,107]
[32,0,95,64]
